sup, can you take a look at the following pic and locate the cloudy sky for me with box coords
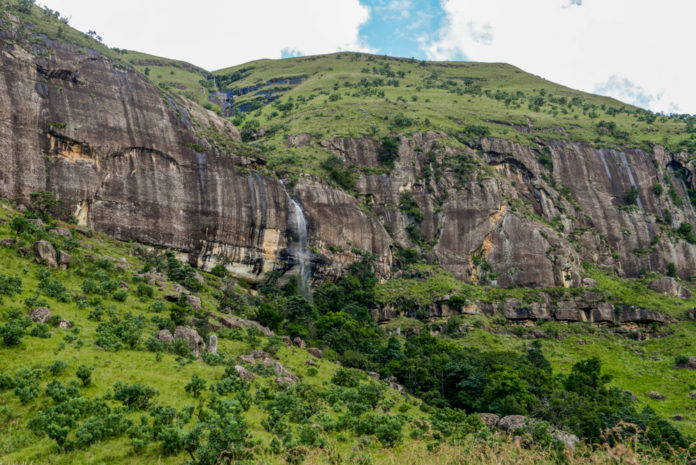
[39,0,695,114]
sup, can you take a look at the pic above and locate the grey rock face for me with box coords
[649,277,692,299]
[186,295,202,310]
[58,250,71,268]
[50,228,72,238]
[618,307,666,323]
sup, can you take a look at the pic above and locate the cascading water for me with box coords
[282,184,312,297]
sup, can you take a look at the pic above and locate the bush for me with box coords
[113,382,159,410]
[29,323,52,338]
[321,155,355,191]
[1,318,28,346]
[76,365,93,386]
[112,289,128,302]
[378,137,399,166]
[625,186,639,205]
[47,360,68,376]
[0,274,22,301]
[137,283,154,299]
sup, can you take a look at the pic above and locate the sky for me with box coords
[38,0,695,115]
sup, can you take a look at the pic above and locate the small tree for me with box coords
[624,186,639,205]
[184,373,206,398]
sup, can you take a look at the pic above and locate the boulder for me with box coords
[0,237,16,247]
[618,307,666,324]
[238,350,272,364]
[156,329,173,343]
[282,336,292,346]
[29,307,52,323]
[34,240,57,267]
[76,228,93,237]
[173,326,206,356]
[164,293,181,302]
[293,337,307,348]
[57,318,73,329]
[688,308,696,320]
[58,250,71,268]
[478,413,500,429]
[388,381,406,394]
[307,347,323,358]
[27,218,44,228]
[582,277,598,287]
[497,415,527,433]
[276,376,297,386]
[649,277,692,299]
[552,430,580,450]
[648,392,665,400]
[215,315,275,337]
[119,281,130,289]
[234,365,255,380]
[207,334,218,354]
[172,283,190,295]
[366,371,380,380]
[186,294,202,310]
[50,228,72,238]
[679,356,696,369]
[306,359,317,366]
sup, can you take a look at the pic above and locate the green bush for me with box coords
[113,382,159,410]
[184,373,206,398]
[29,323,51,338]
[378,137,399,166]
[76,365,93,386]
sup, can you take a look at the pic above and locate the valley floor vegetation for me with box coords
[0,194,694,465]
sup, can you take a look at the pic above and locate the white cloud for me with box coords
[38,0,372,71]
[423,0,696,114]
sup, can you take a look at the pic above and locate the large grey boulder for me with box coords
[307,347,323,358]
[618,307,666,323]
[207,334,218,354]
[186,294,201,310]
[58,250,71,268]
[50,228,72,238]
[29,307,52,323]
[478,413,500,429]
[215,316,274,337]
[649,277,692,299]
[234,365,255,380]
[34,240,57,267]
[173,325,206,356]
[503,299,551,320]
[554,301,584,321]
[497,415,527,433]
[552,430,580,449]
[156,329,173,343]
[591,302,615,322]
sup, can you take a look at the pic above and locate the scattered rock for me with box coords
[0,237,16,247]
[219,306,232,314]
[649,277,692,299]
[173,326,206,356]
[164,293,181,302]
[119,281,130,290]
[306,359,317,366]
[33,240,57,267]
[208,334,218,354]
[497,415,527,433]
[238,350,272,364]
[58,319,73,329]
[282,336,292,346]
[29,307,52,323]
[116,257,130,271]
[16,204,26,213]
[276,376,297,386]
[307,347,323,358]
[193,271,205,285]
[76,228,93,237]
[388,381,406,394]
[50,227,72,238]
[172,283,190,295]
[582,277,598,287]
[552,430,580,450]
[478,413,500,429]
[679,356,696,369]
[648,392,665,400]
[186,294,201,310]
[234,365,255,380]
[27,218,44,229]
[366,371,380,380]
[58,250,71,268]
[672,415,683,421]
[156,329,173,343]
[293,337,306,348]
[215,315,275,337]
[688,308,696,320]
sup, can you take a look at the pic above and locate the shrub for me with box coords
[113,382,159,410]
[0,274,22,301]
[29,323,51,338]
[625,186,639,205]
[76,365,93,386]
[137,283,154,299]
[47,360,68,376]
[1,319,27,346]
[112,289,128,302]
[321,155,355,191]
[666,262,677,278]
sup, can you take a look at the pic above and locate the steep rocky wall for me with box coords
[0,26,391,283]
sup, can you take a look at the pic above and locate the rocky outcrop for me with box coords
[29,307,52,323]
[173,326,206,356]
[33,241,57,267]
[649,277,692,299]
[215,316,274,337]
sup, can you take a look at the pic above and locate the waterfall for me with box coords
[282,184,312,297]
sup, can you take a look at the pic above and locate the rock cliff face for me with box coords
[0,24,391,284]
[1,19,696,289]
